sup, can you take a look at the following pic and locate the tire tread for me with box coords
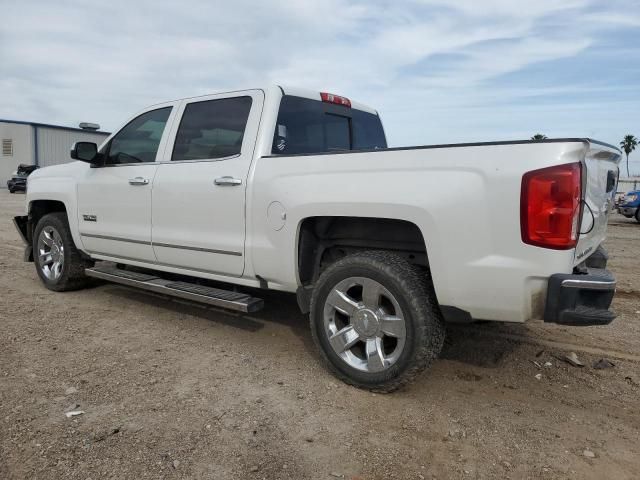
[309,251,445,393]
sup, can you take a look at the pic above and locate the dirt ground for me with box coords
[1,189,639,480]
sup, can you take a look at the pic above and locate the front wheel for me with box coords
[309,251,445,392]
[33,212,92,291]
[635,209,640,224]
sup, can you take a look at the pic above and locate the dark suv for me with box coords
[7,164,39,193]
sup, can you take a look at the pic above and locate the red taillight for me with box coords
[320,92,351,108]
[520,162,582,250]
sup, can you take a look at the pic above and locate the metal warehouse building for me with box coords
[0,119,110,188]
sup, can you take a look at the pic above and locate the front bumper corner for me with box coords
[618,206,638,217]
[13,215,33,262]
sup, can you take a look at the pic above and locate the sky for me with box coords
[1,0,640,174]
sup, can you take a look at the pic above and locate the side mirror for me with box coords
[70,142,99,164]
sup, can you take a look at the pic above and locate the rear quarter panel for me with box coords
[249,141,587,322]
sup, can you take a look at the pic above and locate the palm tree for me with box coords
[531,134,548,141]
[620,134,638,178]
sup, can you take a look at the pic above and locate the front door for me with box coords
[151,90,264,276]
[77,104,176,263]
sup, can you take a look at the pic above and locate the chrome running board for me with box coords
[85,264,263,313]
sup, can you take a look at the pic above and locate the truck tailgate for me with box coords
[574,141,622,265]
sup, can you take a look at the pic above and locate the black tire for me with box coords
[309,251,445,392]
[635,209,640,224]
[33,212,92,291]
[8,188,15,194]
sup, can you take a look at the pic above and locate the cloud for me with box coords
[414,0,590,17]
[1,0,639,174]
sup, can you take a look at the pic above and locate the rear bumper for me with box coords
[544,268,616,326]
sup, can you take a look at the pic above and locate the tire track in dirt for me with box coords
[462,328,640,363]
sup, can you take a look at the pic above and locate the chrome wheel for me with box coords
[37,226,65,281]
[323,276,407,373]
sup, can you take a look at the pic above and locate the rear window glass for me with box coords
[272,95,387,155]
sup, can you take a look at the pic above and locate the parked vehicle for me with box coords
[7,164,39,193]
[617,190,640,223]
[13,86,622,391]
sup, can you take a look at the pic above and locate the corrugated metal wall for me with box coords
[0,122,34,187]
[36,128,109,168]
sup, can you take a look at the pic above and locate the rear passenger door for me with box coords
[151,90,264,277]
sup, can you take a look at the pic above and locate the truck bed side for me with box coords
[249,140,601,323]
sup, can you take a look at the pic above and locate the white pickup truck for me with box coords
[14,85,621,391]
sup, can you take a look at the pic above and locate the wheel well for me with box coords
[28,200,67,240]
[297,216,428,287]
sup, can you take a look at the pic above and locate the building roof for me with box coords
[0,118,110,135]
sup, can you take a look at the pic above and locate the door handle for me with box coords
[128,177,149,186]
[214,176,242,186]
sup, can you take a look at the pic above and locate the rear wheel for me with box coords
[635,209,640,223]
[33,212,92,291]
[309,251,445,392]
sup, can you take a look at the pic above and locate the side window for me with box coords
[172,96,253,161]
[104,107,172,165]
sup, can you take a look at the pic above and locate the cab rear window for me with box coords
[272,95,387,155]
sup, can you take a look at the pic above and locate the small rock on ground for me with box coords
[564,352,584,367]
[593,359,615,369]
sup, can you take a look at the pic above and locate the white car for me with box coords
[14,86,621,391]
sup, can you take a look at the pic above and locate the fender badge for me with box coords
[82,215,97,222]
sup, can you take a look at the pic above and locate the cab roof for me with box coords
[278,85,378,115]
[157,85,378,116]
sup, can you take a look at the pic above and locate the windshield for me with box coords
[272,95,387,155]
